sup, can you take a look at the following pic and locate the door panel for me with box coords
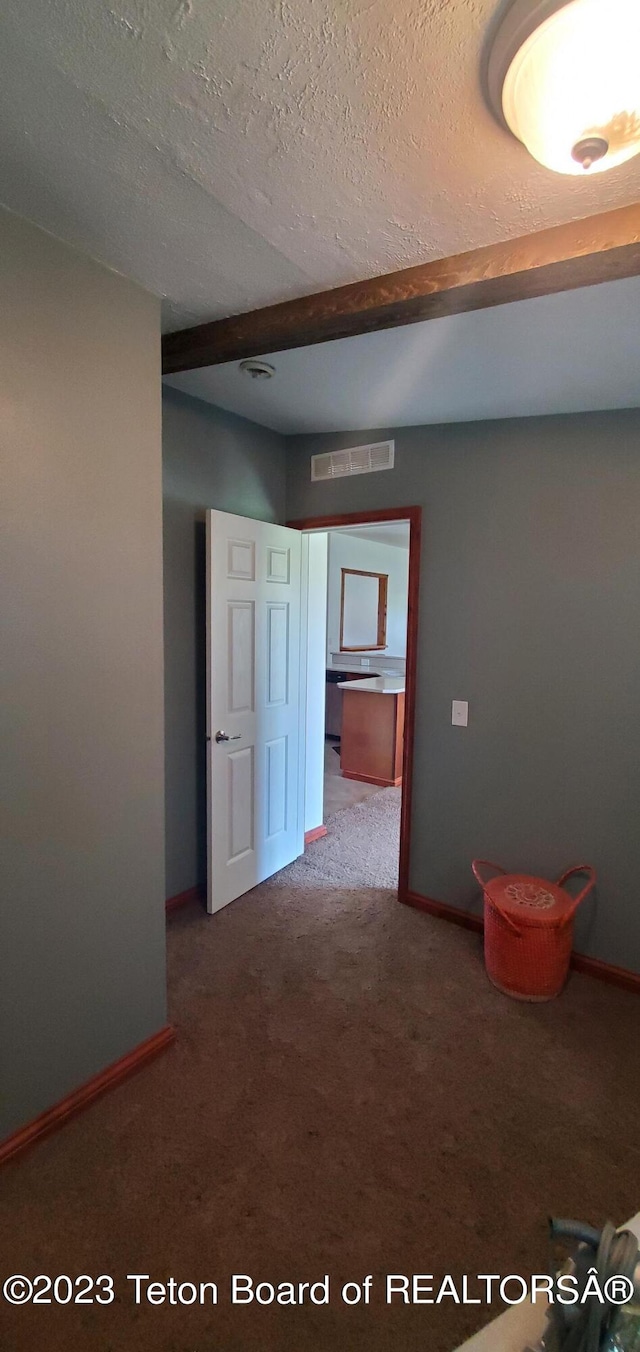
[266,603,289,706]
[227,601,255,714]
[266,545,290,583]
[227,537,256,580]
[207,510,303,913]
[228,746,254,861]
[265,736,287,839]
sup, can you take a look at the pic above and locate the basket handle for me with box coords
[471,859,507,888]
[471,860,523,937]
[556,864,596,922]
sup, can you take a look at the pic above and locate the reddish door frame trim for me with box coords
[287,505,421,903]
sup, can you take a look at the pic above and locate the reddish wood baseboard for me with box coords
[305,825,328,844]
[569,951,640,994]
[342,770,403,788]
[165,885,204,914]
[404,889,484,933]
[403,890,640,993]
[0,1025,176,1167]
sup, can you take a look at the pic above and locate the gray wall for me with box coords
[0,208,167,1140]
[286,410,640,972]
[162,387,286,899]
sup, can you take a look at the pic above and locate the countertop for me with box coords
[336,676,405,695]
[326,663,404,676]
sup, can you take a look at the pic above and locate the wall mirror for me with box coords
[339,568,388,651]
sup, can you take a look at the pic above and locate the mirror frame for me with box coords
[339,567,388,652]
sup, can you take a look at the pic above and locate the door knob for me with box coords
[214,730,241,743]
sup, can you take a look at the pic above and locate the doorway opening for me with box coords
[202,505,420,915]
[291,506,421,902]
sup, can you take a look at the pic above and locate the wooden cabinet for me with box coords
[340,686,404,787]
[325,670,368,738]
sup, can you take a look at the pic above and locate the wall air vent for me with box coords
[311,440,395,482]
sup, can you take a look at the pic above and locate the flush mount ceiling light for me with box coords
[238,358,276,380]
[486,0,640,174]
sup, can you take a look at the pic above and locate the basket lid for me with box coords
[484,874,574,928]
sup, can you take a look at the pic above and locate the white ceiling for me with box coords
[336,524,410,550]
[1,0,639,334]
[164,275,640,433]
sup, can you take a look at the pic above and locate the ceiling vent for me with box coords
[310,440,395,482]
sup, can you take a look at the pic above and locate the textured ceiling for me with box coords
[1,0,639,333]
[164,274,640,433]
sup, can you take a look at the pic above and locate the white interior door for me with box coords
[206,509,303,913]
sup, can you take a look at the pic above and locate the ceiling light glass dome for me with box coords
[490,0,640,175]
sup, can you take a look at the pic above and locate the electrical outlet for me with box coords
[452,700,469,727]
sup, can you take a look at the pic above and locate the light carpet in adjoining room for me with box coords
[322,737,386,816]
[275,785,401,890]
[1,791,638,1352]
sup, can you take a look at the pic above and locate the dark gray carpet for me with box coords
[1,790,639,1352]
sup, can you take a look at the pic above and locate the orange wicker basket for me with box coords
[471,860,596,1001]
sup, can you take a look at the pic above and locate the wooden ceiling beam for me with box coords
[162,204,640,374]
